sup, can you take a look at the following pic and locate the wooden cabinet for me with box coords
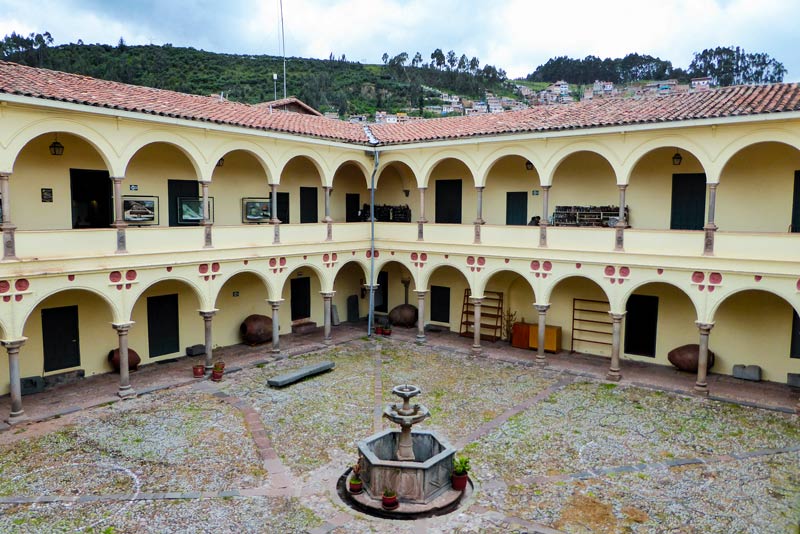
[511,322,562,353]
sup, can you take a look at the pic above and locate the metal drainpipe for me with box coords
[365,127,380,337]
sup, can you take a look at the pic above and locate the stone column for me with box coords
[415,290,427,343]
[539,185,550,247]
[113,323,136,398]
[417,187,427,241]
[110,176,128,254]
[199,310,216,372]
[694,322,714,395]
[472,298,483,354]
[474,186,485,244]
[270,183,281,244]
[703,183,718,255]
[614,184,627,251]
[607,312,625,381]
[0,172,17,260]
[200,180,213,248]
[322,292,334,344]
[269,300,282,353]
[3,339,27,424]
[323,186,333,241]
[534,304,550,366]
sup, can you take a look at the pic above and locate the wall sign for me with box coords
[41,188,53,202]
[129,184,139,191]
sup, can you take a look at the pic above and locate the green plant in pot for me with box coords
[452,455,470,491]
[348,461,363,494]
[381,487,398,510]
[211,361,225,381]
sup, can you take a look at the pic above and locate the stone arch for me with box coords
[212,270,272,347]
[418,262,472,291]
[474,267,537,301]
[421,151,479,188]
[276,153,327,186]
[620,136,714,184]
[619,279,700,320]
[420,263,473,331]
[211,268,273,307]
[331,157,371,189]
[544,274,614,356]
[377,155,422,188]
[709,286,800,322]
[477,145,543,187]
[539,272,611,306]
[547,148,620,222]
[542,142,621,186]
[121,131,206,180]
[332,258,370,285]
[481,153,542,225]
[375,160,416,190]
[128,276,207,320]
[3,118,121,176]
[207,143,277,184]
[331,161,371,222]
[279,262,330,295]
[332,259,371,322]
[279,263,328,328]
[716,129,800,177]
[20,286,121,334]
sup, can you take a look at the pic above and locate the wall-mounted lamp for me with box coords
[525,160,534,171]
[49,134,64,156]
[216,157,225,167]
[402,189,410,197]
[672,151,683,166]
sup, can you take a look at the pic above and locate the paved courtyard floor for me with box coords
[0,330,798,533]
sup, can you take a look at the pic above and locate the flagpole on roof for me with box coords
[280,0,287,99]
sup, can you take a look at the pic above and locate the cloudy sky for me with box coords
[0,0,797,80]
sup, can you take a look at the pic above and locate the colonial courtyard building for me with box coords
[0,60,799,423]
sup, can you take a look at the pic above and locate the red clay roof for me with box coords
[1,60,800,146]
[255,97,323,116]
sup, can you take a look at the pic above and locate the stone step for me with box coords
[268,361,334,387]
[292,322,318,335]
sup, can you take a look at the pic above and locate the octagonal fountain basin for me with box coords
[357,428,456,504]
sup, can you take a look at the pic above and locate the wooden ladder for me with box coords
[460,289,504,342]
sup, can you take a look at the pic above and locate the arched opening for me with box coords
[213,272,270,347]
[332,261,369,323]
[211,150,271,226]
[718,142,800,233]
[550,151,617,227]
[424,265,470,333]
[11,133,111,231]
[428,158,475,224]
[628,147,707,230]
[373,162,418,223]
[129,279,203,362]
[373,260,416,321]
[548,276,610,356]
[481,270,536,342]
[16,289,116,389]
[621,282,697,365]
[278,156,324,224]
[484,155,541,226]
[331,163,369,222]
[126,142,200,227]
[280,265,324,333]
[712,290,800,382]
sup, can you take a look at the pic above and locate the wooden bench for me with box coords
[268,361,335,387]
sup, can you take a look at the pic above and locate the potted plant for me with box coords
[382,323,392,336]
[381,488,398,510]
[452,455,470,491]
[375,324,384,335]
[211,361,225,382]
[348,462,363,494]
[192,364,205,378]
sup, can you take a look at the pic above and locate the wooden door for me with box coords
[670,173,706,230]
[624,294,659,357]
[435,179,462,224]
[346,193,360,222]
[791,171,800,232]
[277,192,290,223]
[375,271,388,313]
[70,169,112,229]
[300,187,318,223]
[430,285,450,323]
[42,305,80,372]
[147,294,179,357]
[290,277,311,320]
[506,191,528,225]
[168,179,199,227]
[791,311,800,358]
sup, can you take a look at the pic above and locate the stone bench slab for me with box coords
[268,361,334,387]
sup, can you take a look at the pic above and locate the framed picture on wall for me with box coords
[122,195,159,225]
[241,197,271,223]
[177,196,214,225]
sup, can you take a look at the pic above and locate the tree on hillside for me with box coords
[431,48,445,70]
[446,50,457,71]
[381,52,389,64]
[688,46,786,86]
[458,54,468,72]
[412,52,422,68]
[469,56,480,74]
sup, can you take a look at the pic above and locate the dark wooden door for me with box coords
[300,187,318,223]
[42,305,80,372]
[624,294,659,357]
[70,169,112,229]
[277,192,290,223]
[147,294,179,357]
[291,277,311,320]
[375,271,389,313]
[791,171,800,233]
[435,179,462,224]
[670,173,706,230]
[506,191,528,225]
[791,311,800,358]
[168,180,199,227]
[430,285,450,323]
[346,193,360,222]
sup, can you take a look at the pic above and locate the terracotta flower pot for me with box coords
[452,473,468,491]
[375,326,384,335]
[192,364,205,378]
[381,494,398,510]
[211,369,224,382]
[348,479,363,494]
[383,329,392,336]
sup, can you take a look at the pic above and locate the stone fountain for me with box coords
[346,384,464,516]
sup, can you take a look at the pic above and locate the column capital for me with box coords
[320,291,335,298]
[110,176,125,183]
[267,299,284,307]
[112,322,135,332]
[707,182,719,190]
[534,304,550,313]
[617,183,628,191]
[199,309,218,319]
[363,284,379,291]
[475,186,485,191]
[0,172,10,180]
[322,185,332,191]
[414,289,429,296]
[417,186,427,191]
[540,184,551,190]
[609,311,627,321]
[1,337,27,349]
[695,321,714,333]
[470,296,484,304]
[199,179,211,186]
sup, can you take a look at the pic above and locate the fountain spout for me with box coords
[383,384,430,461]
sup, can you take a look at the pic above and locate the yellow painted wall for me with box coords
[12,134,108,230]
[484,156,541,225]
[484,271,534,340]
[627,148,705,229]
[331,164,369,222]
[548,277,611,356]
[211,151,270,226]
[213,272,270,347]
[550,152,617,221]
[375,262,416,321]
[129,280,204,361]
[717,143,800,232]
[332,261,369,321]
[374,165,418,220]
[279,157,324,224]
[428,159,477,224]
[426,266,469,331]
[280,268,323,327]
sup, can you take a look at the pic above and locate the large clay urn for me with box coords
[388,304,418,327]
[240,314,273,345]
[107,348,141,372]
[668,344,715,373]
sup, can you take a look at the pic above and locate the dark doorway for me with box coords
[168,179,199,227]
[346,193,361,222]
[624,294,659,357]
[435,179,462,224]
[670,173,706,230]
[42,305,80,372]
[290,277,311,320]
[791,171,800,233]
[300,187,318,223]
[70,169,111,229]
[375,271,389,313]
[147,294,179,357]
[277,192,290,223]
[430,285,450,323]
[506,191,528,225]
[791,310,800,358]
